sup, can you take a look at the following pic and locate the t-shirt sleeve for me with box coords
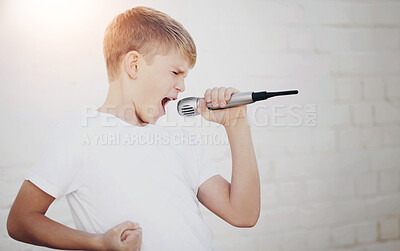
[25,120,83,199]
[195,143,220,189]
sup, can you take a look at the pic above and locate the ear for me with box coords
[124,51,140,80]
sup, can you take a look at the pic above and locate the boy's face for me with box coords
[131,49,190,124]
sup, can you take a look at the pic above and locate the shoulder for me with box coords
[45,113,86,144]
[50,114,82,132]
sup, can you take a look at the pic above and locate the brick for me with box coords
[383,126,400,146]
[385,77,400,99]
[299,202,336,227]
[252,53,330,78]
[258,160,274,183]
[339,128,361,150]
[275,157,307,179]
[255,234,281,250]
[355,173,377,196]
[356,222,377,243]
[365,241,400,251]
[316,28,399,52]
[286,129,314,154]
[379,169,400,193]
[303,2,353,25]
[313,129,336,153]
[281,230,307,251]
[379,218,399,240]
[317,104,351,126]
[259,1,305,25]
[331,177,355,198]
[254,207,300,234]
[332,225,355,246]
[371,148,400,170]
[366,195,400,219]
[374,102,400,123]
[252,129,286,157]
[261,184,277,207]
[287,28,314,51]
[331,54,400,75]
[334,151,370,176]
[210,26,287,54]
[352,4,400,25]
[286,78,335,103]
[352,104,373,125]
[334,201,367,224]
[327,245,365,251]
[360,127,383,148]
[223,53,331,78]
[336,79,362,101]
[301,151,369,178]
[306,179,331,201]
[363,79,385,100]
[307,228,331,249]
[279,182,305,205]
[185,1,304,26]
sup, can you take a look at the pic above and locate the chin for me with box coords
[138,105,164,125]
[146,113,163,124]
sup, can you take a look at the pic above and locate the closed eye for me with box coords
[172,71,178,75]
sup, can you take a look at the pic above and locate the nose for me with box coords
[175,79,185,92]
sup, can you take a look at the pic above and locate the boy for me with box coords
[7,6,260,251]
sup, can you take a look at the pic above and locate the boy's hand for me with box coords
[99,221,142,251]
[198,87,248,127]
[120,228,142,251]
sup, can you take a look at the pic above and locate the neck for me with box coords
[97,80,148,127]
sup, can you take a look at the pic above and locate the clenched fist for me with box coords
[99,221,142,251]
[198,87,248,127]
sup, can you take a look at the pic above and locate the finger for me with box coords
[211,87,219,108]
[121,228,140,241]
[121,231,128,241]
[138,237,143,251]
[115,221,140,241]
[114,221,135,233]
[204,88,212,103]
[121,224,141,238]
[225,87,238,101]
[218,87,227,108]
[122,228,142,244]
[124,229,142,246]
[197,98,211,120]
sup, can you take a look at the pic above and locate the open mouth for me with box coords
[161,97,173,112]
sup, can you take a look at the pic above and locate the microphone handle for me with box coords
[204,90,298,110]
[205,92,253,110]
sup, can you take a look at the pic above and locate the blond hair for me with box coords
[103,6,197,82]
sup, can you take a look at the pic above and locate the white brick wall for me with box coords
[1,0,400,250]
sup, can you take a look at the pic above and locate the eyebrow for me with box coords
[172,67,188,76]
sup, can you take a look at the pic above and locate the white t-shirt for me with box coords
[26,111,220,251]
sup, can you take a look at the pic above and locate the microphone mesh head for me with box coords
[177,97,200,116]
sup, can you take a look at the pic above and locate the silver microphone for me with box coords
[177,90,298,117]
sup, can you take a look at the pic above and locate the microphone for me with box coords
[177,90,298,116]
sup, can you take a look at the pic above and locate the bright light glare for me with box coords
[5,0,93,28]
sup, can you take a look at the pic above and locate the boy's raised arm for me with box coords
[196,87,261,227]
[7,180,142,251]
